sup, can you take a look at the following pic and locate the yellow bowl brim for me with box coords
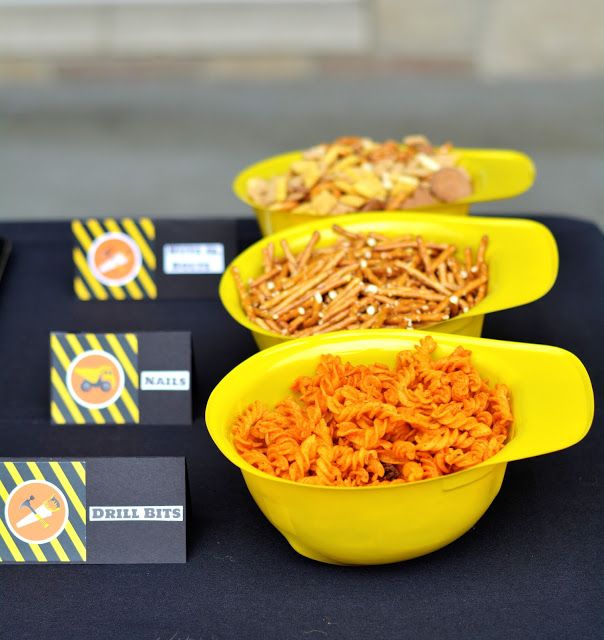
[219,212,559,344]
[205,329,594,491]
[233,147,536,210]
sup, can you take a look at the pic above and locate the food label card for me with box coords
[0,236,11,286]
[50,331,192,425]
[72,217,236,300]
[0,457,186,564]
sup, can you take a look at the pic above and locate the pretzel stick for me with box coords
[477,235,488,266]
[280,239,298,274]
[250,266,281,289]
[474,284,487,304]
[309,316,358,335]
[272,265,358,315]
[253,317,271,330]
[265,256,350,310]
[332,225,362,240]
[416,236,431,272]
[394,262,451,295]
[232,267,258,320]
[377,287,446,301]
[262,243,275,271]
[321,280,364,321]
[464,247,473,274]
[428,245,456,274]
[453,275,488,299]
[297,231,321,269]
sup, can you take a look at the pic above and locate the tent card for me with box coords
[50,331,192,425]
[0,458,186,564]
[0,236,11,287]
[72,217,237,300]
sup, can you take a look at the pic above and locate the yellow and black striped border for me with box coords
[51,333,139,425]
[0,461,86,563]
[72,217,157,300]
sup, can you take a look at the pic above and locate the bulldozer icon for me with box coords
[74,366,116,393]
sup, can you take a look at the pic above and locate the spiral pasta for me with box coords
[232,336,512,486]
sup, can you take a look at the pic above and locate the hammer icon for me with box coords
[20,495,50,529]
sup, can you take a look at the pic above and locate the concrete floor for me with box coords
[1,75,603,227]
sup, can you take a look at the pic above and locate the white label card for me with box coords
[140,370,190,392]
[163,243,225,275]
[89,506,184,521]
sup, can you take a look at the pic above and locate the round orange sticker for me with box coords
[66,350,125,409]
[5,480,69,544]
[87,232,142,286]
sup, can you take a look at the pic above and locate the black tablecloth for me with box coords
[0,216,602,640]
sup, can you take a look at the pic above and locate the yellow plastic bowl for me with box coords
[205,329,594,565]
[219,212,558,349]
[233,148,536,235]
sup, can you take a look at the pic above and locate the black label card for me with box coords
[72,218,237,300]
[155,219,237,299]
[0,236,11,286]
[50,331,192,425]
[0,457,186,564]
[138,332,192,425]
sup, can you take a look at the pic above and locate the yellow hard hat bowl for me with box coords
[219,212,558,349]
[233,148,535,236]
[205,329,593,565]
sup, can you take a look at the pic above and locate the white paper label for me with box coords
[89,506,184,521]
[163,243,225,275]
[140,370,190,391]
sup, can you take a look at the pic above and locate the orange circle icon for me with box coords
[87,232,142,286]
[5,480,69,544]
[66,350,125,409]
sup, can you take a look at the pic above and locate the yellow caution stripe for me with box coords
[72,217,157,300]
[1,464,71,562]
[50,332,139,425]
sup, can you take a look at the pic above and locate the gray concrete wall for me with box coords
[0,0,602,80]
[1,2,601,225]
[2,76,602,225]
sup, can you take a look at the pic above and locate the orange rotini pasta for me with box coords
[232,336,512,486]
